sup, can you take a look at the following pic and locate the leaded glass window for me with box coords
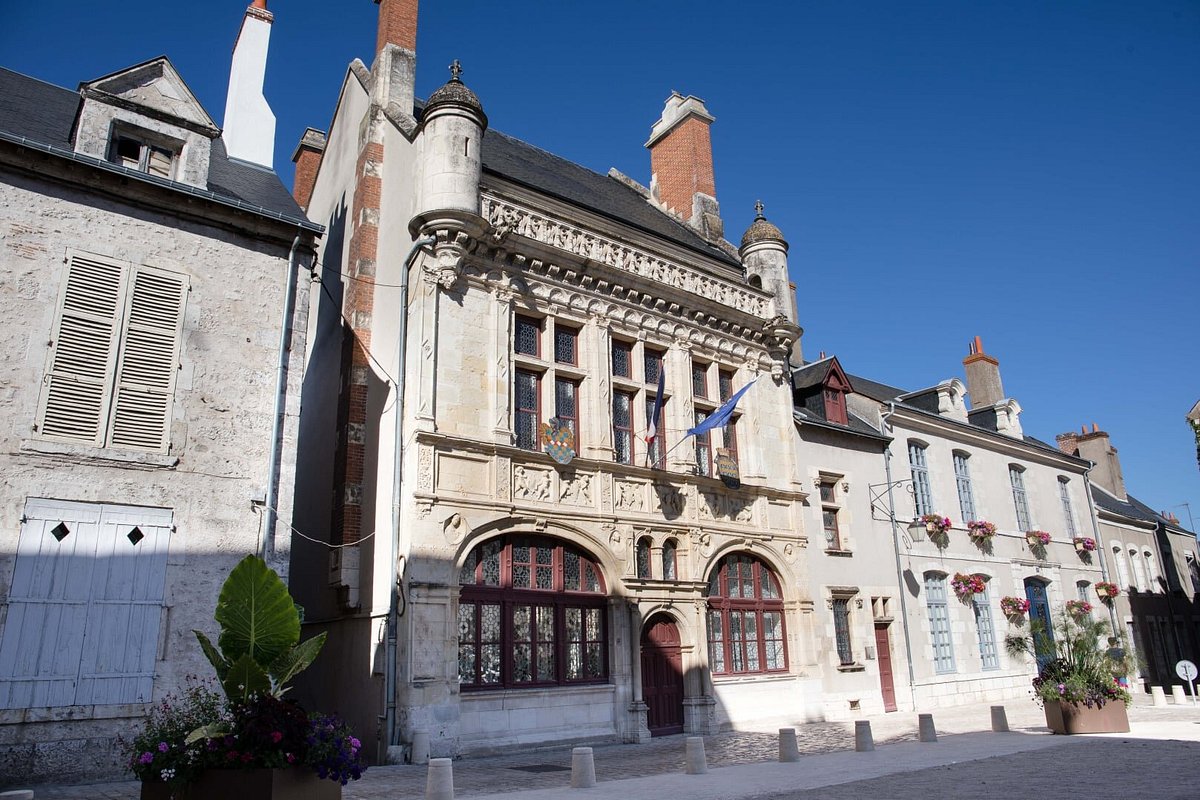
[832,598,853,665]
[555,378,579,447]
[514,316,540,356]
[611,341,631,378]
[662,540,677,580]
[613,391,633,465]
[553,325,578,365]
[636,538,651,579]
[706,553,787,676]
[514,369,539,450]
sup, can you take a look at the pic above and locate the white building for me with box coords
[0,2,319,782]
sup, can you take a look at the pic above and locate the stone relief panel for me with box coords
[653,483,686,520]
[614,479,645,512]
[767,501,792,531]
[496,455,511,502]
[698,490,755,523]
[482,194,770,318]
[435,453,490,497]
[559,471,594,506]
[512,464,553,503]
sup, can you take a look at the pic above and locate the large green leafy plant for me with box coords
[1004,609,1130,708]
[194,555,327,703]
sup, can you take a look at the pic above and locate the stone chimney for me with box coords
[645,93,723,241]
[1055,429,1080,456]
[962,336,1004,409]
[1075,423,1127,500]
[223,1,277,168]
[291,128,327,211]
[373,0,418,124]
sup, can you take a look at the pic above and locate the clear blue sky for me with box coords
[3,1,1197,531]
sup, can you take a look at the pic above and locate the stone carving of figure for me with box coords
[561,473,593,505]
[514,466,551,501]
[617,481,643,511]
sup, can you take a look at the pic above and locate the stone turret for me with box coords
[740,202,800,363]
[416,60,487,216]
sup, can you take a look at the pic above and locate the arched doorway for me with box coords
[1024,577,1055,671]
[641,614,684,736]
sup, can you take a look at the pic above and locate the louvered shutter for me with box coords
[37,253,127,446]
[108,267,187,452]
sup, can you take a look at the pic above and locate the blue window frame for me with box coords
[972,582,999,670]
[953,451,976,522]
[909,442,933,517]
[924,573,955,674]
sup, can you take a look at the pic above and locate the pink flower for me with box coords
[286,753,297,764]
[271,731,283,744]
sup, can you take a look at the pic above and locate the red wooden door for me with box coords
[641,616,684,736]
[874,623,897,712]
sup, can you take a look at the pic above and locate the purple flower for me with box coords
[350,737,361,749]
[157,742,169,752]
[139,752,154,765]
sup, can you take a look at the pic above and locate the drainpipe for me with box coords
[260,232,308,560]
[385,235,436,752]
[881,402,919,709]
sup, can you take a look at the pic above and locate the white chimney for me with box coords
[222,1,276,168]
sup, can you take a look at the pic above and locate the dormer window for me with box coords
[823,387,847,425]
[107,124,180,180]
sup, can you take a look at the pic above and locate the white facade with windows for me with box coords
[0,8,318,782]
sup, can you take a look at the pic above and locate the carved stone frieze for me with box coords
[615,479,644,511]
[512,464,552,502]
[698,490,754,523]
[559,471,593,506]
[482,194,771,318]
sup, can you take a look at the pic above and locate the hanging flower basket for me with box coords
[1094,581,1119,602]
[951,572,986,601]
[1073,537,1096,553]
[1026,530,1051,550]
[1000,596,1030,617]
[921,514,952,537]
[967,520,997,542]
[1065,599,1093,618]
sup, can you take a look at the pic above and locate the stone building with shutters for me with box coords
[289,0,817,762]
[0,1,320,782]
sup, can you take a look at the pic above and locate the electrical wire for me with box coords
[253,502,377,549]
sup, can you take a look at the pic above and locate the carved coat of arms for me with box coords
[540,417,576,465]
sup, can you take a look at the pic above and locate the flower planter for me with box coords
[141,768,341,800]
[1042,700,1129,735]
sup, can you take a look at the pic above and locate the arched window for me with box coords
[1111,544,1131,590]
[636,537,652,579]
[1009,465,1031,531]
[748,274,763,289]
[1130,547,1148,592]
[706,554,787,675]
[908,441,933,517]
[923,572,955,673]
[1143,549,1161,592]
[971,576,998,670]
[1075,580,1091,602]
[458,536,607,689]
[662,539,678,581]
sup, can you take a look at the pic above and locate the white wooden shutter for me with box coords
[108,266,187,452]
[0,499,171,709]
[37,252,127,446]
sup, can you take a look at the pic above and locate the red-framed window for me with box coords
[692,362,709,398]
[706,553,787,675]
[720,417,738,461]
[694,409,712,477]
[613,390,635,465]
[554,377,580,448]
[459,536,607,689]
[824,387,848,425]
[554,325,578,365]
[636,537,652,579]
[514,369,541,450]
[644,348,665,385]
[820,479,842,550]
[515,316,541,357]
[611,340,632,378]
[718,370,734,403]
[645,395,666,469]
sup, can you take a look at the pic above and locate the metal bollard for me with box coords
[990,705,1009,732]
[1151,686,1168,707]
[571,747,597,789]
[918,713,937,742]
[685,736,708,774]
[778,727,800,762]
[854,720,875,752]
[426,757,455,800]
[1171,685,1188,704]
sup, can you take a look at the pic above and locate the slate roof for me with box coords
[1092,485,1161,525]
[0,66,312,228]
[480,128,742,270]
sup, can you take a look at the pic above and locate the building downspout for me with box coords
[260,232,307,560]
[385,235,436,753]
[881,402,919,709]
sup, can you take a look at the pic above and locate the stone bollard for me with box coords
[1151,686,1168,707]
[571,747,596,789]
[411,731,431,765]
[685,736,708,774]
[1171,685,1188,704]
[426,757,455,800]
[990,705,1010,732]
[0,791,34,800]
[778,727,800,762]
[918,713,937,742]
[854,720,875,752]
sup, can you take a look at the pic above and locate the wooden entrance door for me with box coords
[874,623,897,712]
[641,615,684,736]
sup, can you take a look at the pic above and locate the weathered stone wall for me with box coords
[0,168,308,782]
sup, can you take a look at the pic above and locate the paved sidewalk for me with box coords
[17,697,1200,799]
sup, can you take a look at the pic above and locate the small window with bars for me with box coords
[832,597,854,665]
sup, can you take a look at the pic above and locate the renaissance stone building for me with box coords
[291,0,817,761]
[0,2,319,781]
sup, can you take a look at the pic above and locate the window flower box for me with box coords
[951,572,986,601]
[967,520,996,541]
[1065,599,1092,618]
[921,514,952,536]
[1026,530,1051,547]
[1000,596,1030,618]
[1073,537,1096,553]
[1094,581,1120,601]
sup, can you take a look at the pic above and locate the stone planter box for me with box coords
[141,768,340,800]
[1043,700,1130,734]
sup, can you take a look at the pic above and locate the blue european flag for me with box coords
[686,379,756,439]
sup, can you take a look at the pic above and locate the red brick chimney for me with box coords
[375,0,417,53]
[1055,430,1080,456]
[962,335,1004,408]
[645,93,722,240]
[291,128,327,212]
